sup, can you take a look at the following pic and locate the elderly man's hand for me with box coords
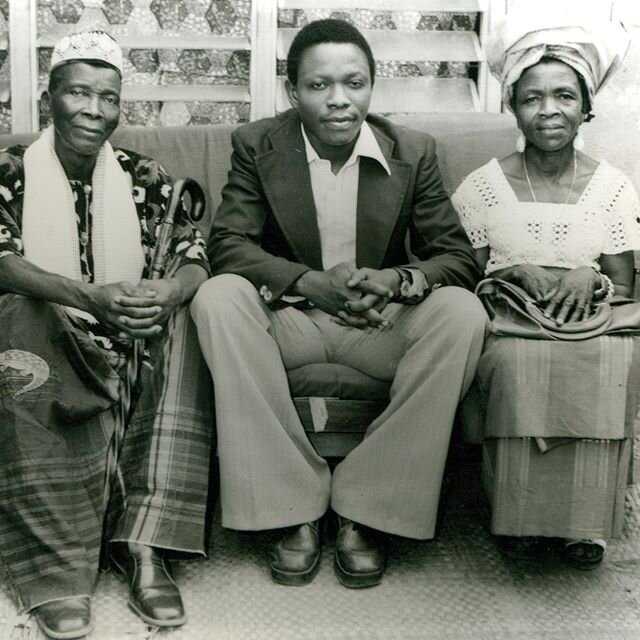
[88,278,182,339]
[116,277,184,337]
[86,281,156,337]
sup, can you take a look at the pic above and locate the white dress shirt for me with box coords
[301,121,391,270]
[281,122,427,303]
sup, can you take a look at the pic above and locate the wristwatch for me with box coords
[393,268,413,300]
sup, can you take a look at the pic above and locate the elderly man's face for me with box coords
[43,61,121,165]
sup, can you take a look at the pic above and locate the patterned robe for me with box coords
[0,144,214,612]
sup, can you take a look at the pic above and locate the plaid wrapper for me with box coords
[0,296,214,611]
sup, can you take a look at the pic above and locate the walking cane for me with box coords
[149,177,206,279]
[103,177,207,513]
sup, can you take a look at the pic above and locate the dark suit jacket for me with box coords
[208,109,480,301]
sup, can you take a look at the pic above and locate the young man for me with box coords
[191,19,486,588]
[0,31,212,638]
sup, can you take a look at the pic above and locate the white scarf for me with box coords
[22,126,145,320]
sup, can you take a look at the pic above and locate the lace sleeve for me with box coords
[601,169,640,255]
[451,171,489,249]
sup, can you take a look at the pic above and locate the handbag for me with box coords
[476,278,640,340]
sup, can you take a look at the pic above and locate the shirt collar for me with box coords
[300,121,391,176]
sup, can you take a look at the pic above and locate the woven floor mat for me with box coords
[2,462,639,640]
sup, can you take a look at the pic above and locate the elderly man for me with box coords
[0,31,212,638]
[191,19,487,588]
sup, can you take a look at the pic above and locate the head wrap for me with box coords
[487,14,630,113]
[50,30,123,76]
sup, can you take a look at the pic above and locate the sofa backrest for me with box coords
[0,125,235,237]
[1,111,637,238]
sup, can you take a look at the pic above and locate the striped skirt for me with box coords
[0,295,214,611]
[475,333,640,539]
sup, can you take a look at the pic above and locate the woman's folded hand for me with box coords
[541,266,602,325]
[499,264,559,302]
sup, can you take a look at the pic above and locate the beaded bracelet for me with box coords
[593,272,615,302]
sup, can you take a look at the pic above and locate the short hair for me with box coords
[510,56,594,121]
[48,59,120,94]
[286,19,375,86]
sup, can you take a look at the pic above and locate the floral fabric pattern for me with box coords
[0,144,209,360]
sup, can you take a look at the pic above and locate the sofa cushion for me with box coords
[287,363,390,400]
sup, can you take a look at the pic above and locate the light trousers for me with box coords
[191,274,486,539]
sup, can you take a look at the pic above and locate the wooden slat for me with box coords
[279,0,482,11]
[278,29,483,62]
[306,432,365,458]
[294,398,386,432]
[119,84,249,102]
[250,0,278,120]
[476,0,502,112]
[37,35,250,51]
[36,83,250,103]
[9,0,37,132]
[276,76,480,113]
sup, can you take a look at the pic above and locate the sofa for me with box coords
[1,112,637,455]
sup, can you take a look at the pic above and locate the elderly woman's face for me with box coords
[514,59,584,153]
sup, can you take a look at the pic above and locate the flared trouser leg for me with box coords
[192,277,486,537]
[330,287,487,539]
[190,275,331,531]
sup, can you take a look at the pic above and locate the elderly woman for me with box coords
[453,16,640,568]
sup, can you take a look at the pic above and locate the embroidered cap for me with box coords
[50,30,123,76]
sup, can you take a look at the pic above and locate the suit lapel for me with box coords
[356,127,412,268]
[255,113,323,270]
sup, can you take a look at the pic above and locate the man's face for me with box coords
[43,61,121,165]
[286,42,372,155]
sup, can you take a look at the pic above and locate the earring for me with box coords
[573,131,585,151]
[516,133,526,153]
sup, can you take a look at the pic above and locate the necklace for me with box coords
[522,149,578,205]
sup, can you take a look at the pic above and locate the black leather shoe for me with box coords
[33,597,93,639]
[269,521,321,586]
[334,517,386,588]
[111,543,186,627]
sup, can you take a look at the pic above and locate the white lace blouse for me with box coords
[452,158,640,275]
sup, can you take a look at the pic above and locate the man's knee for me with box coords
[413,286,488,337]
[191,274,261,324]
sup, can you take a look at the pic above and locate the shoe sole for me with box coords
[565,542,605,571]
[270,553,321,586]
[565,556,604,571]
[334,557,383,589]
[35,618,95,640]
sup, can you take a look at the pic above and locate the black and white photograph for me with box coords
[0,1,639,638]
